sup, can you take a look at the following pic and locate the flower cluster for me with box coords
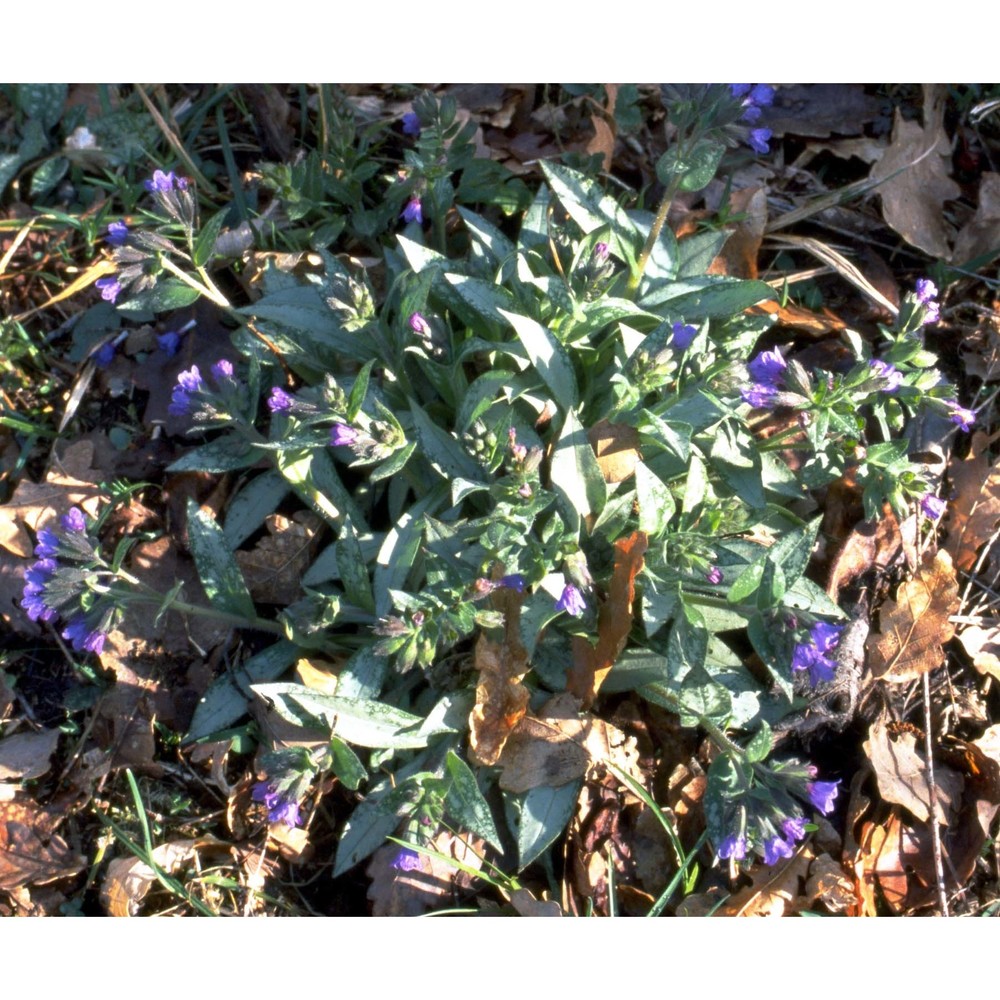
[556,583,586,617]
[740,348,787,408]
[945,399,975,432]
[20,507,111,655]
[791,621,844,688]
[915,278,940,324]
[730,84,775,123]
[106,220,129,246]
[144,169,188,193]
[920,493,946,520]
[868,358,904,393]
[251,781,302,828]
[671,321,698,352]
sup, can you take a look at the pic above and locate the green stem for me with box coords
[625,169,683,298]
[159,255,230,309]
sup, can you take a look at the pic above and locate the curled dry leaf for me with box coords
[366,832,485,917]
[0,439,104,558]
[706,186,767,280]
[497,691,638,793]
[944,431,1000,573]
[587,420,642,485]
[0,728,61,781]
[863,718,962,826]
[0,798,86,891]
[866,548,958,683]
[869,85,961,260]
[234,511,323,605]
[957,625,1000,683]
[951,171,1000,265]
[469,587,530,767]
[100,836,228,916]
[509,887,562,916]
[295,657,342,695]
[568,529,648,706]
[826,510,910,599]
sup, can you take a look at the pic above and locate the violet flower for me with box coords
[401,196,423,224]
[34,528,60,559]
[740,384,778,409]
[556,583,585,617]
[330,422,359,447]
[145,169,181,193]
[807,779,840,815]
[95,277,122,303]
[409,312,432,337]
[718,834,748,861]
[169,365,204,416]
[945,400,975,432]
[791,621,844,688]
[61,508,86,532]
[920,493,946,520]
[62,616,107,655]
[94,342,116,368]
[915,278,938,304]
[781,816,808,843]
[706,566,723,585]
[21,558,58,622]
[210,359,234,381]
[763,836,794,866]
[868,359,903,393]
[251,781,302,827]
[499,574,526,593]
[157,331,182,357]
[748,349,787,388]
[401,112,421,137]
[392,847,422,872]
[106,220,129,246]
[747,128,772,155]
[267,387,294,413]
[671,322,698,351]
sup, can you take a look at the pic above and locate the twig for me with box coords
[922,670,949,916]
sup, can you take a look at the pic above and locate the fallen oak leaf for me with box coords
[944,430,1000,573]
[0,797,86,891]
[0,728,61,781]
[866,548,958,683]
[234,511,323,605]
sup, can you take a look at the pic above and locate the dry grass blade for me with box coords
[135,85,216,195]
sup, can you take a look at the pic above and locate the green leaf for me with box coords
[369,440,416,482]
[445,750,502,850]
[676,229,730,278]
[333,782,414,876]
[0,153,23,198]
[747,613,794,701]
[456,370,513,432]
[767,517,821,589]
[516,781,582,870]
[710,421,765,510]
[17,83,66,130]
[634,460,675,536]
[550,409,606,526]
[444,273,519,327]
[222,472,289,549]
[166,434,259,473]
[328,735,367,791]
[185,640,300,742]
[118,279,202,314]
[336,515,375,614]
[655,139,725,193]
[639,276,776,317]
[30,156,68,199]
[458,207,517,275]
[677,665,732,727]
[744,721,773,763]
[255,683,430,749]
[499,309,579,410]
[408,398,482,482]
[193,209,229,268]
[185,498,256,619]
[727,560,765,604]
[539,161,639,243]
[277,446,369,532]
[346,358,375,422]
[336,646,388,701]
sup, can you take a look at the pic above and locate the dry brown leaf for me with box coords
[509,888,562,916]
[952,172,1000,264]
[869,86,960,260]
[234,511,322,605]
[863,718,962,825]
[857,812,909,914]
[568,530,647,706]
[707,186,767,280]
[803,855,855,913]
[295,657,341,695]
[866,548,958,683]
[584,85,617,173]
[945,431,1000,573]
[712,848,814,916]
[0,439,104,557]
[365,832,484,916]
[0,728,61,781]
[100,836,228,916]
[767,84,884,138]
[826,510,911,600]
[750,298,846,337]
[587,420,641,484]
[497,692,638,793]
[0,798,86,891]
[469,587,530,767]
[958,625,1000,682]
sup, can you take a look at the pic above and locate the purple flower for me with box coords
[267,387,294,413]
[729,84,753,99]
[810,621,843,654]
[671,321,698,351]
[61,508,86,532]
[915,278,938,304]
[95,277,122,303]
[408,312,432,337]
[25,558,57,589]
[251,781,302,827]
[330,422,359,447]
[920,493,946,520]
[157,331,182,357]
[145,169,178,193]
[169,365,204,416]
[34,528,60,558]
[945,400,975,432]
[593,241,610,263]
[740,384,778,409]
[706,566,723,585]
[402,196,423,224]
[499,574,526,593]
[62,616,107,655]
[781,816,808,843]
[556,583,585,617]
[763,836,794,866]
[518,483,532,498]
[747,128,772,155]
[210,359,234,381]
[869,359,903,393]
[21,559,57,622]
[392,846,423,872]
[106,220,129,246]
[747,349,787,388]
[401,112,421,137]
[718,834,748,861]
[94,341,116,368]
[748,84,775,108]
[807,780,840,815]
[923,301,941,324]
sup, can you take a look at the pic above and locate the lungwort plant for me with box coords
[49,85,971,894]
